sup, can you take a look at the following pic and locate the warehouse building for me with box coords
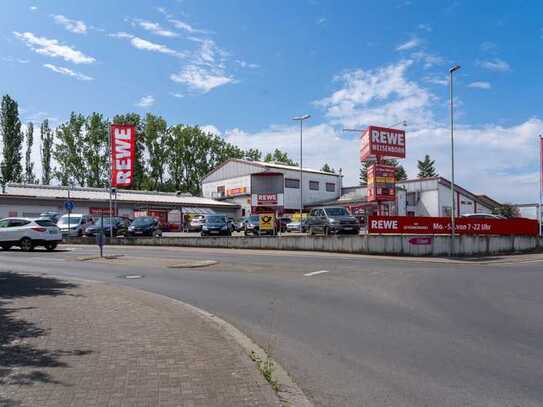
[315,176,500,220]
[201,159,342,216]
[0,184,239,230]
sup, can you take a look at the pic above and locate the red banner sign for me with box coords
[368,216,539,236]
[368,163,396,202]
[361,126,406,161]
[89,207,117,216]
[110,124,136,188]
[257,193,278,205]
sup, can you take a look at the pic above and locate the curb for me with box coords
[28,272,314,407]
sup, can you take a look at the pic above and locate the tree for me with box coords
[264,148,298,166]
[360,161,371,185]
[492,204,520,219]
[144,113,169,190]
[360,159,406,185]
[112,113,146,189]
[83,113,109,188]
[40,119,54,185]
[245,148,262,161]
[417,154,438,178]
[53,112,86,186]
[321,163,335,173]
[0,94,24,184]
[23,122,36,184]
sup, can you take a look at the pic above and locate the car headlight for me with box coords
[329,219,337,224]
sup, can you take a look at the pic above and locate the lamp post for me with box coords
[449,64,461,254]
[292,114,311,232]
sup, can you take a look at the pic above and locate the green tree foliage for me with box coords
[0,95,24,183]
[492,203,521,219]
[53,112,86,186]
[24,122,36,184]
[360,161,371,185]
[144,113,169,191]
[112,113,146,189]
[321,163,335,173]
[83,113,109,188]
[244,148,262,161]
[417,154,438,178]
[40,119,54,185]
[264,148,298,166]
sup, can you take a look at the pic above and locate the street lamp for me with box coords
[292,114,311,232]
[449,64,461,254]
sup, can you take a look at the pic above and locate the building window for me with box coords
[285,178,300,189]
[325,182,335,192]
[309,181,319,191]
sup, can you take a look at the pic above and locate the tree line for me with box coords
[0,94,307,195]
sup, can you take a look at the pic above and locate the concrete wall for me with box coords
[68,234,543,257]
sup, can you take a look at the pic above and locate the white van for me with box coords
[57,214,93,237]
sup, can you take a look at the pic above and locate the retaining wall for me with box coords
[67,234,543,257]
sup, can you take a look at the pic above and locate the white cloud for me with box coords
[200,125,221,136]
[236,60,259,69]
[2,56,30,64]
[424,75,448,86]
[411,50,444,69]
[315,60,435,130]
[43,63,93,80]
[317,17,327,24]
[129,19,178,37]
[135,95,155,108]
[477,58,511,72]
[170,65,235,93]
[169,92,184,98]
[418,24,432,32]
[30,6,38,11]
[110,32,186,57]
[169,19,206,34]
[52,15,87,34]
[480,41,497,52]
[396,38,420,51]
[468,81,491,90]
[13,32,95,64]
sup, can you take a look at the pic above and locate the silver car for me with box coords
[57,214,93,237]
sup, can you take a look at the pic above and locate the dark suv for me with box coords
[127,216,162,237]
[307,207,360,235]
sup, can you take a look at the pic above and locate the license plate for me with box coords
[210,230,219,234]
[135,231,143,235]
[344,227,353,230]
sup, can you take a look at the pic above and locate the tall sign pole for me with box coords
[449,65,461,255]
[539,135,542,237]
[108,125,113,239]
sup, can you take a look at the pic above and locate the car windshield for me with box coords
[324,208,349,217]
[95,218,116,227]
[132,217,154,226]
[248,215,260,222]
[35,219,57,227]
[58,215,82,225]
[207,216,226,223]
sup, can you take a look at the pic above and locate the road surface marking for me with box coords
[304,270,330,277]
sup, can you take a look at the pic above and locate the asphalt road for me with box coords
[1,245,542,407]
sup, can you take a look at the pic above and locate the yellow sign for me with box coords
[259,213,275,231]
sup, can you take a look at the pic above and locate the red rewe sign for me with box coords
[110,124,136,188]
[360,126,406,161]
[368,216,539,236]
[257,193,278,205]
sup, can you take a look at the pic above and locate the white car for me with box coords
[0,218,62,252]
[57,213,93,237]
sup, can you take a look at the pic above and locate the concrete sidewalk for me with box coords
[0,271,280,407]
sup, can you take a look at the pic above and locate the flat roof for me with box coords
[2,184,239,208]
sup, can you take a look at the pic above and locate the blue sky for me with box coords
[2,0,543,202]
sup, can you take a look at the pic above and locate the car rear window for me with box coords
[35,220,57,227]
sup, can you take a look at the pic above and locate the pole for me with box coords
[67,186,71,236]
[299,119,303,232]
[108,124,113,239]
[539,135,542,237]
[449,66,459,255]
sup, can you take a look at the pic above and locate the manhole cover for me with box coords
[122,274,143,279]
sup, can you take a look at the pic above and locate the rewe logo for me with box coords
[371,129,405,146]
[371,219,399,230]
[111,125,135,188]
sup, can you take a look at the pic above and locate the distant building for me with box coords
[0,184,239,230]
[201,159,342,216]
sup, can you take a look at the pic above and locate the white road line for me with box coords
[304,270,330,277]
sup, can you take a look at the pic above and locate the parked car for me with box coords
[307,207,360,235]
[0,217,62,251]
[244,215,276,236]
[57,214,94,237]
[127,216,162,237]
[189,215,206,232]
[461,213,506,220]
[84,217,129,237]
[286,219,308,233]
[233,218,246,232]
[39,211,61,223]
[277,217,291,233]
[201,215,232,236]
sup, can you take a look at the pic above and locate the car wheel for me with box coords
[20,238,34,252]
[1,244,12,251]
[45,242,57,251]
